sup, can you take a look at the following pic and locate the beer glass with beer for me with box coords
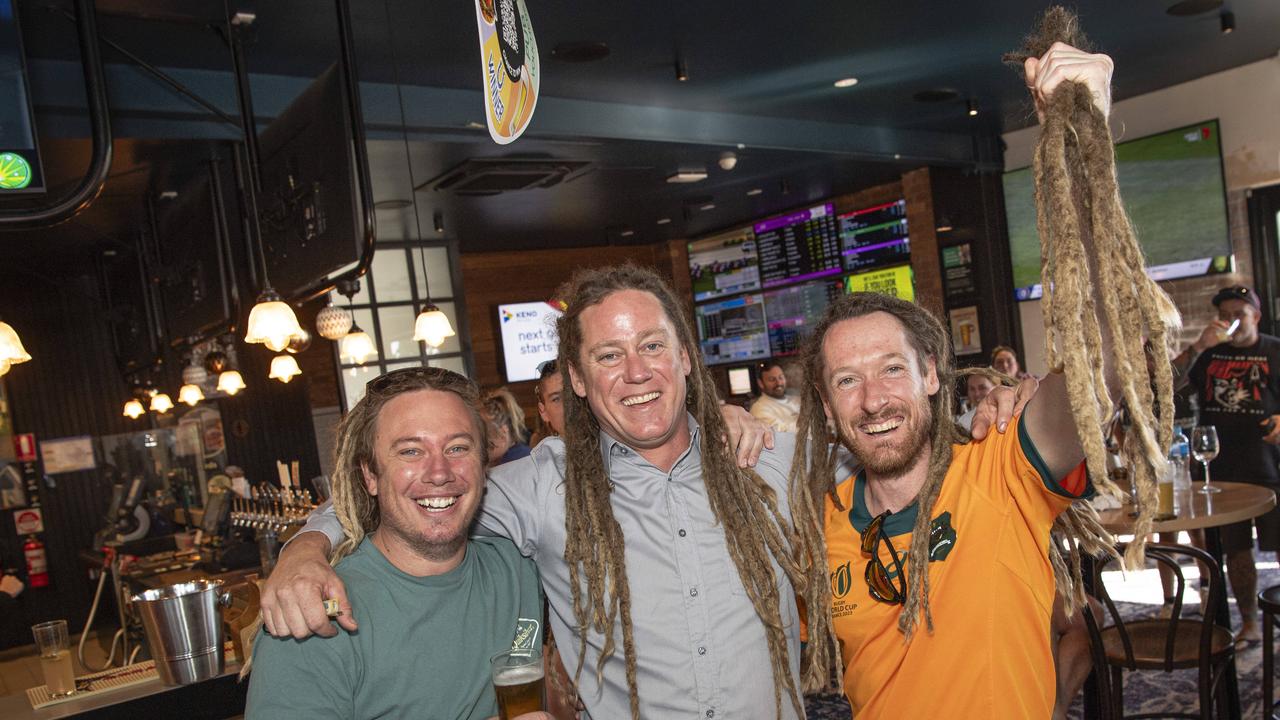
[32,620,76,697]
[491,647,544,719]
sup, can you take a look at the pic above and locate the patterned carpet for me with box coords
[802,553,1280,719]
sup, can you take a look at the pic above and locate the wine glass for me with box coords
[1192,425,1221,494]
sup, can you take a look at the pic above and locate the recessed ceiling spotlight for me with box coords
[746,188,763,196]
[1165,0,1223,16]
[967,99,978,117]
[912,88,960,103]
[667,169,708,183]
[675,56,689,82]
[833,77,859,88]
[718,152,738,171]
[433,211,444,234]
[551,41,610,63]
[656,217,672,225]
[1220,10,1235,33]
[374,199,412,210]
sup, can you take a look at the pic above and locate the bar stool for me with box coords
[1261,585,1280,720]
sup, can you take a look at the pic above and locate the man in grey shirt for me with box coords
[263,266,1024,718]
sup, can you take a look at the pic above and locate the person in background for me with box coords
[534,359,565,440]
[991,345,1033,381]
[750,359,802,432]
[482,387,532,466]
[246,367,551,720]
[1173,285,1280,643]
[955,373,997,431]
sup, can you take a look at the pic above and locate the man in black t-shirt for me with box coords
[1175,285,1280,642]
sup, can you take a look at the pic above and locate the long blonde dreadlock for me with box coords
[555,264,822,718]
[1006,7,1181,579]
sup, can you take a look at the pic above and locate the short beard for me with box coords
[837,405,934,477]
[378,510,473,563]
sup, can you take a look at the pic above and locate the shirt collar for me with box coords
[598,411,701,472]
[849,470,920,537]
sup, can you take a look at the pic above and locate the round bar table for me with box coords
[1085,481,1276,720]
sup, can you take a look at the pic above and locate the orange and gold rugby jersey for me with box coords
[824,414,1090,719]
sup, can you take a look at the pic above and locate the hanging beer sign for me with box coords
[474,0,539,144]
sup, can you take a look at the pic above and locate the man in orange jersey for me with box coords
[787,43,1115,719]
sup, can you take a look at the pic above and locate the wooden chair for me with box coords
[1081,542,1234,719]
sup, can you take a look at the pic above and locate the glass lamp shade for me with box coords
[269,354,303,383]
[150,393,174,414]
[0,358,8,377]
[178,383,205,405]
[412,306,456,348]
[244,289,304,352]
[217,370,247,396]
[315,304,354,340]
[122,399,145,419]
[0,321,32,364]
[340,326,376,364]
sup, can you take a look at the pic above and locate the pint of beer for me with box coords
[491,648,544,719]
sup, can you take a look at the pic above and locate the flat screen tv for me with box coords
[762,279,842,356]
[156,162,235,341]
[1004,119,1232,301]
[0,0,45,193]
[694,293,770,366]
[840,199,908,272]
[497,301,562,383]
[727,366,753,396]
[753,203,842,288]
[687,230,760,302]
[256,63,365,299]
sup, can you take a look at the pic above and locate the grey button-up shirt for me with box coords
[302,415,802,718]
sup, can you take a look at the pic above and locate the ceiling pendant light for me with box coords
[150,392,174,414]
[340,324,376,365]
[123,399,146,419]
[0,358,9,377]
[244,287,304,352]
[178,383,205,405]
[217,369,247,396]
[315,302,353,340]
[269,354,302,383]
[414,304,456,349]
[387,14,456,352]
[0,319,32,365]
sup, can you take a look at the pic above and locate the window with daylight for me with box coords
[333,241,470,411]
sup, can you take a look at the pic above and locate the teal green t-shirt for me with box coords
[246,536,542,720]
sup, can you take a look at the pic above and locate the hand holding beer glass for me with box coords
[32,619,76,697]
[491,647,545,719]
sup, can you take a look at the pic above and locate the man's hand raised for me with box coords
[260,531,356,639]
[970,376,1039,440]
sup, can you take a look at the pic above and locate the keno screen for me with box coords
[498,301,563,383]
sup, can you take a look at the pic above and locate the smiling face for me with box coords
[362,389,485,572]
[992,350,1020,378]
[760,365,787,399]
[568,289,692,464]
[537,372,565,435]
[818,312,939,477]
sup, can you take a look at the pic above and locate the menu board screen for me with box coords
[694,293,770,366]
[687,231,761,302]
[755,204,842,288]
[845,265,915,302]
[840,199,908,271]
[763,280,843,356]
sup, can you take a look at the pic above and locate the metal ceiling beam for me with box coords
[26,60,982,167]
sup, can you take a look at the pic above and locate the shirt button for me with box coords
[678,529,687,537]
[690,587,698,597]
[697,646,706,655]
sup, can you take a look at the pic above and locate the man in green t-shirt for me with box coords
[246,367,550,720]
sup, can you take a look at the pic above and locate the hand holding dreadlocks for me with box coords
[1023,41,1113,123]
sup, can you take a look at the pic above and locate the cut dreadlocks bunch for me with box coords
[1005,6,1182,598]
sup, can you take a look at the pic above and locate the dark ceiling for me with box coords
[4,0,1278,265]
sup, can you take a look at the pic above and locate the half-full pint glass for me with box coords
[491,648,544,719]
[32,620,75,697]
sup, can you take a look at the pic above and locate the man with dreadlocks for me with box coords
[246,367,548,720]
[791,44,1119,719]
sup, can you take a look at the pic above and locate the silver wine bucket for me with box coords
[130,579,230,686]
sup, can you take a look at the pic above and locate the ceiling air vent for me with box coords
[419,159,592,196]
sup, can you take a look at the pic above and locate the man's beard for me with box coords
[836,402,934,477]
[379,506,474,563]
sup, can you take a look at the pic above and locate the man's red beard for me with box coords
[835,403,934,477]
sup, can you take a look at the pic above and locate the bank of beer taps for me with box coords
[230,460,315,533]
